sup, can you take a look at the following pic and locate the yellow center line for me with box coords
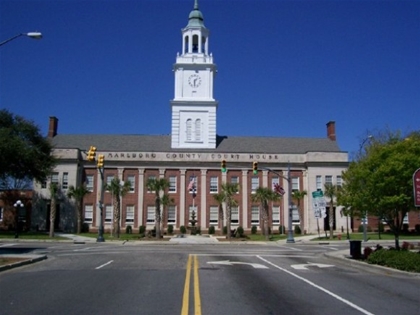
[181,254,202,315]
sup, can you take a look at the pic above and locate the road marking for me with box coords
[291,262,335,270]
[95,260,113,270]
[0,244,17,247]
[181,255,202,315]
[207,260,269,269]
[257,256,374,315]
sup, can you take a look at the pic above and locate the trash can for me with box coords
[349,240,362,259]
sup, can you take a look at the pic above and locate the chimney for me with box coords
[326,121,336,141]
[48,116,58,138]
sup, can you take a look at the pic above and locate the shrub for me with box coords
[139,225,146,237]
[294,225,301,235]
[367,249,420,273]
[251,225,257,235]
[208,225,215,235]
[81,223,89,233]
[125,225,132,234]
[223,226,228,235]
[364,246,373,259]
[278,225,285,234]
[236,226,244,237]
[358,225,372,232]
[180,225,187,234]
[167,224,174,235]
[196,226,201,235]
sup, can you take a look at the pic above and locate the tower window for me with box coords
[186,118,202,142]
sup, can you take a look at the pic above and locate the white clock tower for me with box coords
[171,0,218,149]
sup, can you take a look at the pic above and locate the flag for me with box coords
[187,179,195,191]
[273,183,285,195]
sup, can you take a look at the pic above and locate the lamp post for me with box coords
[263,165,295,243]
[359,135,372,242]
[97,166,105,243]
[0,32,42,47]
[13,200,24,238]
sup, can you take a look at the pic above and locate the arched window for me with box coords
[195,119,201,141]
[184,35,189,54]
[186,119,192,141]
[192,35,199,53]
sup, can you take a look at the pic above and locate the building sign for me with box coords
[413,168,420,207]
[312,190,327,219]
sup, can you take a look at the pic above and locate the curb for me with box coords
[0,255,48,272]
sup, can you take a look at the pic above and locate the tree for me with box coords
[105,177,131,238]
[67,184,90,234]
[292,190,307,235]
[217,183,239,240]
[212,193,225,235]
[324,184,339,239]
[160,193,174,234]
[251,187,280,240]
[146,178,170,239]
[49,182,59,238]
[0,109,55,187]
[339,129,420,249]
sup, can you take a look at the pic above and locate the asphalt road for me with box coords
[0,241,419,315]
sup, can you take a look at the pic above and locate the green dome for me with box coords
[187,0,205,28]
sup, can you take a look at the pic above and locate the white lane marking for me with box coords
[257,256,375,315]
[207,260,269,269]
[291,262,335,270]
[0,244,17,247]
[95,260,114,270]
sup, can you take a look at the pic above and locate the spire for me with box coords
[187,0,205,28]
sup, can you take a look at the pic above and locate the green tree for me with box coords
[324,184,339,239]
[340,129,420,249]
[251,187,280,240]
[0,109,55,187]
[106,177,131,238]
[67,184,90,234]
[146,178,170,239]
[292,190,307,235]
[49,182,59,238]
[217,183,239,240]
[212,193,225,235]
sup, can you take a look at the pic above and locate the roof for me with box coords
[50,134,343,154]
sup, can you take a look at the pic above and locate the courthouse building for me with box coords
[32,1,349,235]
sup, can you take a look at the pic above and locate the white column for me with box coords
[200,169,207,227]
[137,168,145,226]
[241,170,248,228]
[179,169,186,227]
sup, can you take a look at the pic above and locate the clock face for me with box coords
[188,74,202,88]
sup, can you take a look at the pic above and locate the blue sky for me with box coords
[1,0,419,158]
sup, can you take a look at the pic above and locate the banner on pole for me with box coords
[312,191,327,219]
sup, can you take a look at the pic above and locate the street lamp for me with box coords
[13,200,24,238]
[263,165,295,243]
[359,135,373,242]
[0,32,42,47]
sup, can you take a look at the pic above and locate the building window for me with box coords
[105,205,113,223]
[325,175,333,187]
[195,119,201,141]
[251,206,259,224]
[84,205,93,223]
[230,176,239,184]
[186,119,192,141]
[316,176,322,191]
[251,177,259,193]
[209,206,218,224]
[272,206,280,224]
[147,206,155,223]
[62,172,68,190]
[127,175,135,192]
[336,176,342,188]
[291,177,299,191]
[126,205,134,223]
[51,172,59,184]
[210,177,218,193]
[292,205,300,223]
[272,177,279,191]
[186,118,202,142]
[169,176,177,193]
[41,180,47,189]
[168,206,176,224]
[86,175,94,192]
[0,207,3,221]
[231,206,239,225]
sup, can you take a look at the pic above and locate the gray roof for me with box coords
[50,134,343,154]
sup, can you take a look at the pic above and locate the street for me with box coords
[0,241,419,315]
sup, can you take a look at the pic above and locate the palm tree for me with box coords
[212,193,225,235]
[67,184,90,234]
[49,182,59,238]
[292,190,307,235]
[146,178,170,239]
[324,183,339,239]
[160,193,174,234]
[219,182,239,240]
[106,177,131,238]
[251,187,280,240]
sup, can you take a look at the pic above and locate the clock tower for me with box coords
[171,0,218,149]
